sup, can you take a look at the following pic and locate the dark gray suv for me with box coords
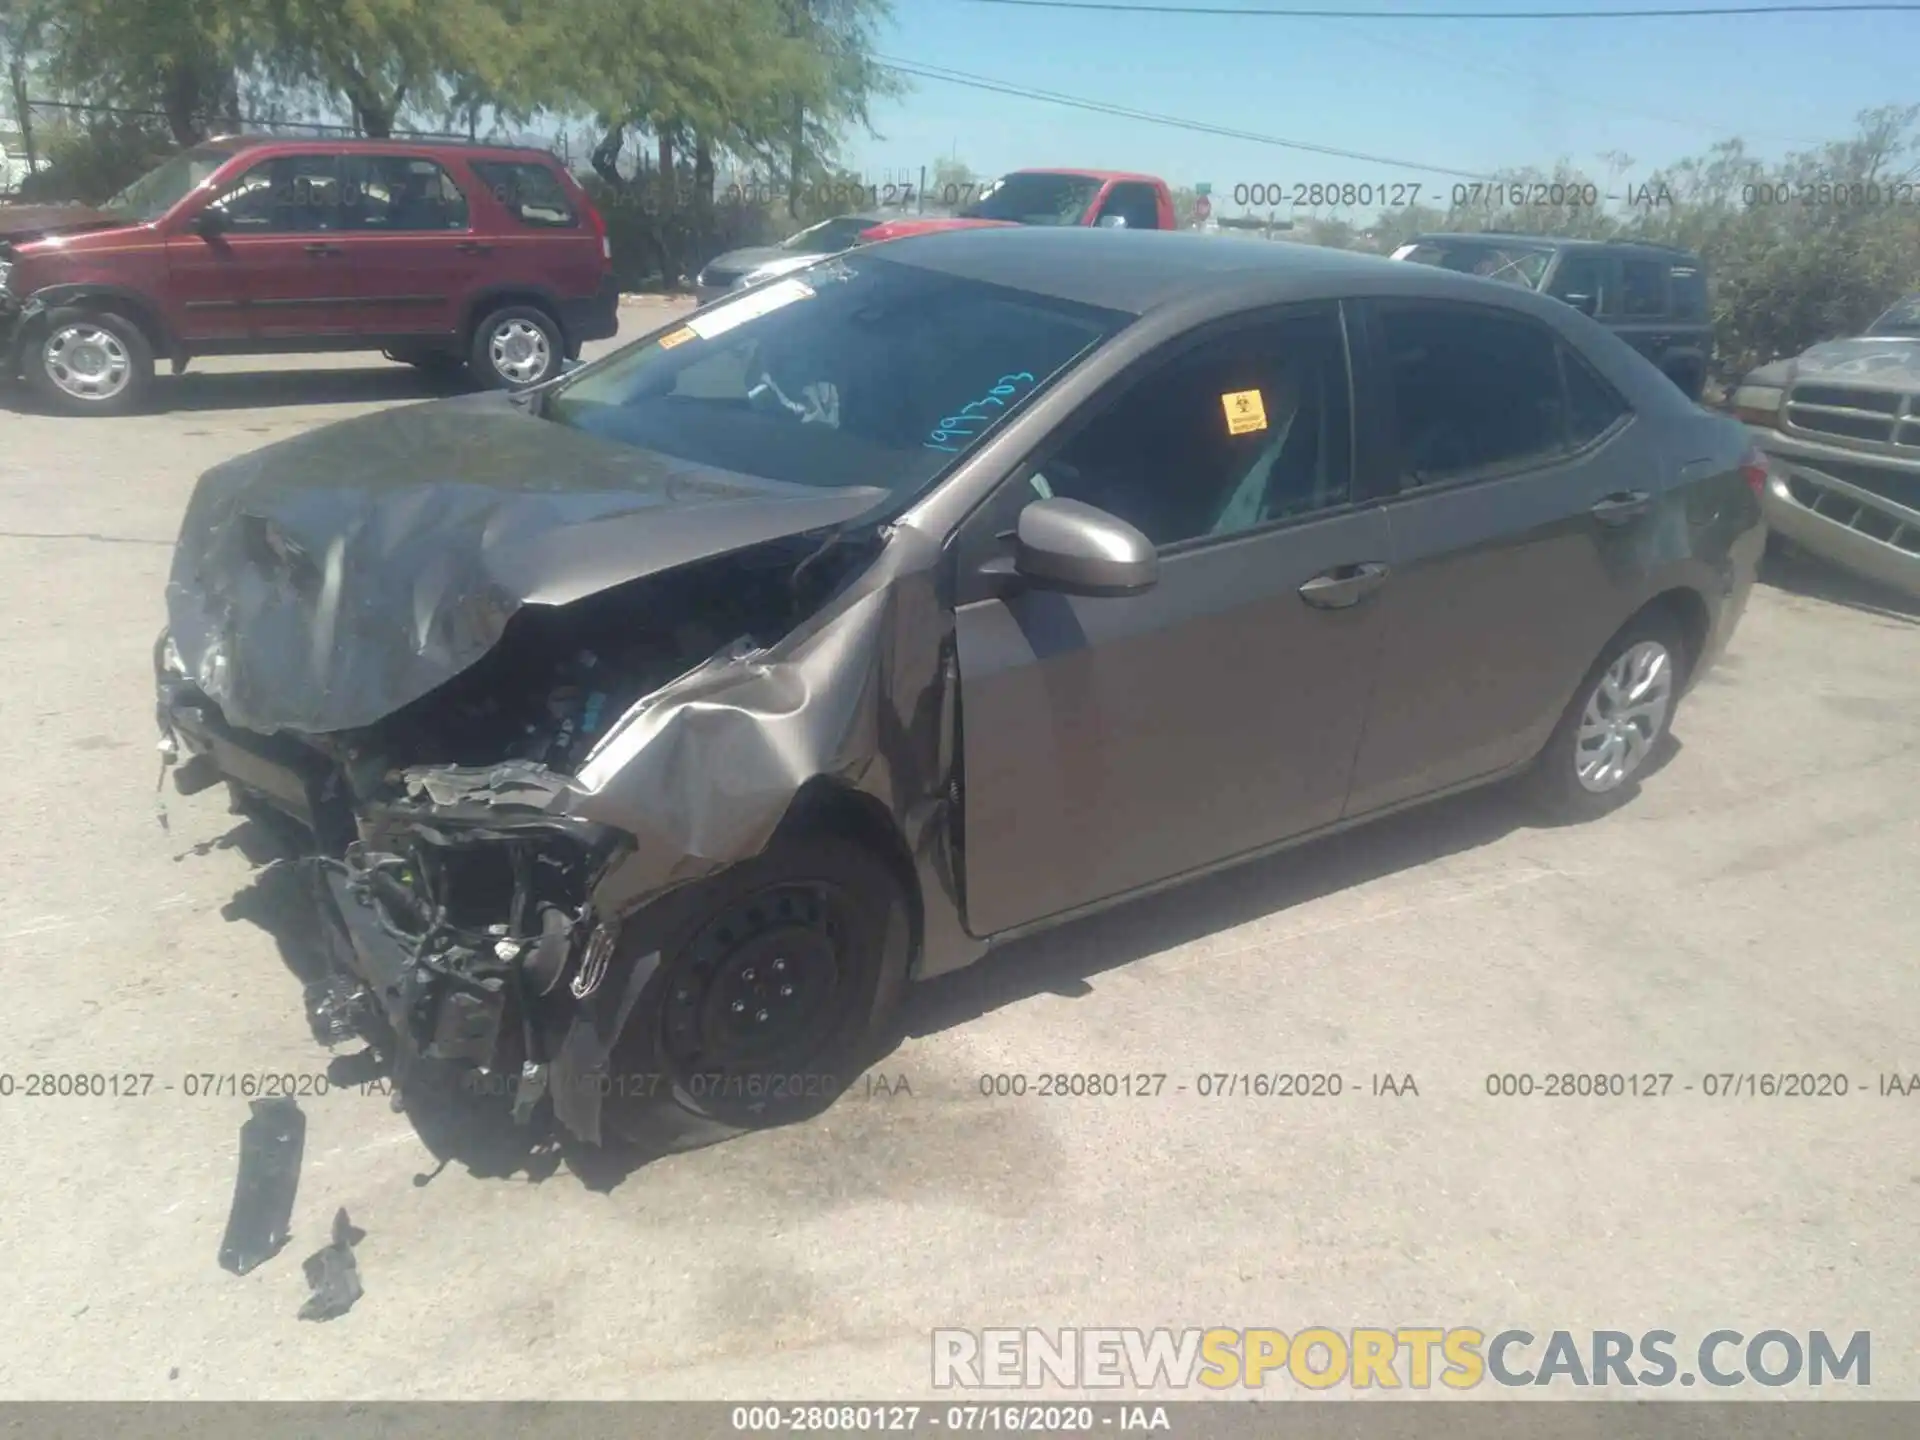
[1392,233,1713,400]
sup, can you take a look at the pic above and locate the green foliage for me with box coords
[16,112,172,201]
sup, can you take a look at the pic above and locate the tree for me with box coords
[39,0,248,145]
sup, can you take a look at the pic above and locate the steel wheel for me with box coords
[486,317,553,386]
[660,881,852,1082]
[1573,639,1674,793]
[44,322,133,403]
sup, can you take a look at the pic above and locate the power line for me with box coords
[956,0,1920,17]
[879,55,1515,181]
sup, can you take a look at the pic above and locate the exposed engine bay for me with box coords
[158,525,891,1142]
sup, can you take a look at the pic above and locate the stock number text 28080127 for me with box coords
[724,179,985,210]
[1232,182,1425,210]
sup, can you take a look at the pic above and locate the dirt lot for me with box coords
[1,307,1916,1399]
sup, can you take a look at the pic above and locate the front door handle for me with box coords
[1298,562,1390,609]
[304,242,343,256]
[456,241,492,255]
[1590,490,1652,525]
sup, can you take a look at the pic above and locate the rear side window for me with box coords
[470,159,578,228]
[1096,182,1162,230]
[1618,259,1668,317]
[1669,264,1708,321]
[1379,303,1565,485]
[342,156,469,231]
[1560,346,1630,446]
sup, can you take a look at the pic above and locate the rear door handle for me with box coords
[1590,490,1652,525]
[304,242,343,256]
[1298,562,1390,609]
[456,241,492,255]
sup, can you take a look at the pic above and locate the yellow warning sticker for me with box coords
[1222,389,1268,435]
[657,326,697,350]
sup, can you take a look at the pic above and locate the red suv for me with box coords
[0,136,616,414]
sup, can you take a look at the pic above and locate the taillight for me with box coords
[1741,447,1769,497]
[584,199,611,261]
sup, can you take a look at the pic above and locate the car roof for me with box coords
[1007,167,1162,185]
[868,225,1587,317]
[1410,231,1701,260]
[203,134,564,164]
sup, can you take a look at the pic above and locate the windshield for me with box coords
[962,172,1104,225]
[545,254,1130,498]
[1392,239,1553,289]
[779,216,875,253]
[1867,295,1920,336]
[100,144,235,223]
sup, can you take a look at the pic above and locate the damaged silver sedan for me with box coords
[157,227,1763,1150]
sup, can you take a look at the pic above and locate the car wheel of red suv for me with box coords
[27,308,154,417]
[471,305,561,391]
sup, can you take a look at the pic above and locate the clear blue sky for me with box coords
[840,0,1917,215]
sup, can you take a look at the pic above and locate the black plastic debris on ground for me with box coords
[299,1207,366,1321]
[217,1096,306,1276]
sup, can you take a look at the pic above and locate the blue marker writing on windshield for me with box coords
[926,372,1037,452]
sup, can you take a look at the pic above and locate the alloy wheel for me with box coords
[43,323,132,404]
[488,318,552,386]
[1574,640,1674,793]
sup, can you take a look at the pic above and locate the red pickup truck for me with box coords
[860,168,1178,242]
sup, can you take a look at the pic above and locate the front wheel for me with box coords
[469,305,562,390]
[601,832,912,1153]
[25,308,155,416]
[1524,614,1686,821]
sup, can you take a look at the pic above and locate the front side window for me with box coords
[342,156,470,231]
[207,154,343,233]
[1026,308,1354,549]
[469,159,578,228]
[1548,254,1608,312]
[1393,240,1553,290]
[102,144,234,223]
[1619,259,1669,317]
[963,172,1105,226]
[545,255,1130,499]
[1380,304,1566,485]
[1096,183,1161,230]
[1669,264,1708,321]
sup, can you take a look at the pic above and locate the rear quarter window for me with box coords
[469,159,579,228]
[1669,264,1709,322]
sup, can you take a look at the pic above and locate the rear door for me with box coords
[338,152,479,341]
[465,157,603,313]
[174,152,357,341]
[1342,298,1658,816]
[1609,253,1673,369]
[952,304,1392,935]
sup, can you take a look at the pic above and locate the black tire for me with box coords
[468,304,562,391]
[1524,612,1688,822]
[601,831,912,1153]
[24,307,154,416]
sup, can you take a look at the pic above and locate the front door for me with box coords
[338,153,479,341]
[1342,298,1660,816]
[170,152,357,343]
[953,304,1391,937]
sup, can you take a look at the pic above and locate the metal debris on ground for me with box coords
[217,1096,305,1276]
[297,1207,366,1321]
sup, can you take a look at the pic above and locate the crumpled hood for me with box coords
[705,245,809,274]
[165,390,889,736]
[0,203,125,243]
[1791,335,1920,384]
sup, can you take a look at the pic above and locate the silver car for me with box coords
[1735,294,1920,597]
[694,214,881,304]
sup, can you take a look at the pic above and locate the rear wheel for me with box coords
[469,305,561,390]
[1524,613,1686,821]
[602,832,911,1153]
[26,308,154,416]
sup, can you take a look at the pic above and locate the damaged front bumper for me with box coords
[157,636,651,1141]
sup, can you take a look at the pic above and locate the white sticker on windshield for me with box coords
[687,277,815,339]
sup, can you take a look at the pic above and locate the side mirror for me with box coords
[1563,292,1597,317]
[190,208,229,239]
[1097,214,1128,229]
[1006,496,1158,597]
